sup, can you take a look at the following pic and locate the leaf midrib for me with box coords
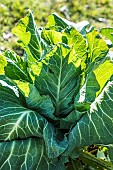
[56,56,62,115]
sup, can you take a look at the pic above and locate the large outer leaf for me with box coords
[12,11,46,62]
[35,44,81,116]
[74,57,113,112]
[0,138,59,170]
[0,79,68,158]
[63,78,113,155]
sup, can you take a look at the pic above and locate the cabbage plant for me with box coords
[1,11,113,169]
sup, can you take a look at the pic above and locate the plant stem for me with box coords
[79,151,113,170]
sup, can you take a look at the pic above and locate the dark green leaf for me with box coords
[0,138,59,170]
[64,78,113,155]
[0,79,68,158]
[26,84,56,120]
[35,44,81,117]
